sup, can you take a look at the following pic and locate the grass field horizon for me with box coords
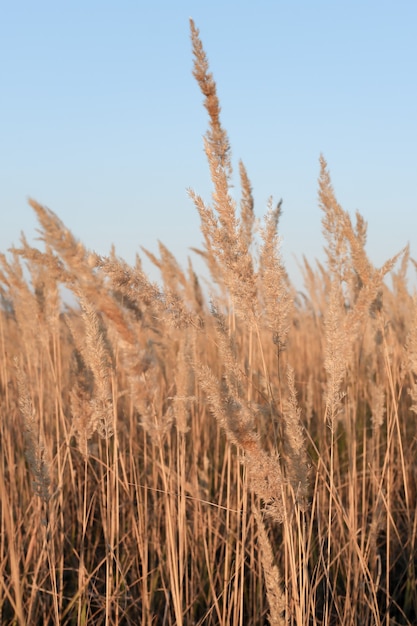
[1,20,416,625]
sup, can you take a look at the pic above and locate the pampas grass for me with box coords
[0,19,416,626]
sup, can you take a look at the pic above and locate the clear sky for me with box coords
[1,1,416,291]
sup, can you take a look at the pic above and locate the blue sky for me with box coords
[1,1,416,291]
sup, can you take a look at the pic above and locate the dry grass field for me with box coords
[0,20,416,625]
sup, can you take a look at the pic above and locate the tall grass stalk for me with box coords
[0,18,416,626]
